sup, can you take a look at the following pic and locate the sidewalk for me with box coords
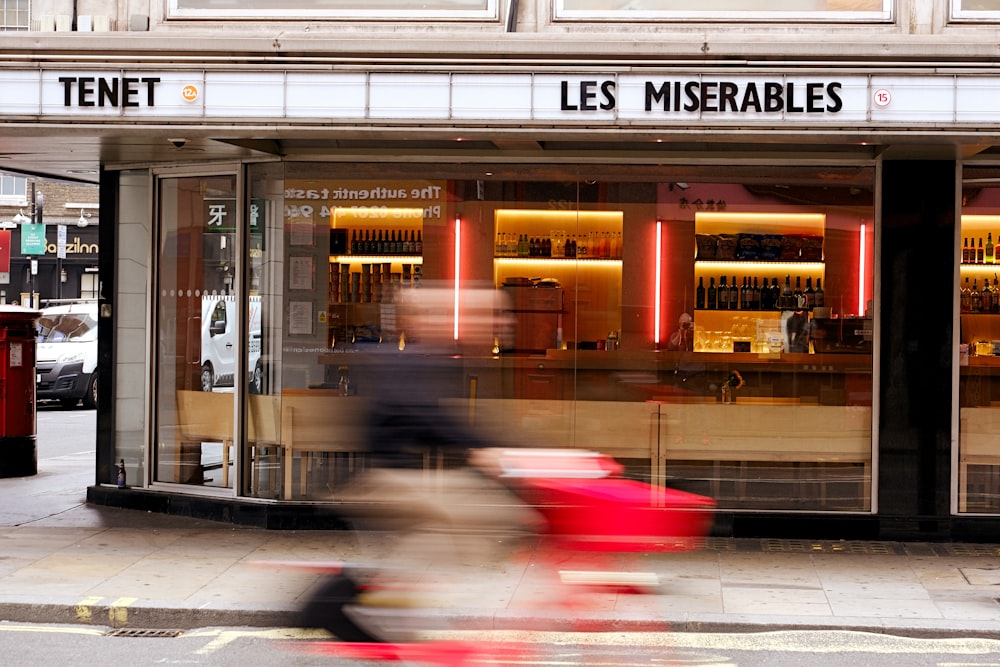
[1,500,1000,639]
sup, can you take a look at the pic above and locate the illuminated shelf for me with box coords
[696,260,824,269]
[330,255,423,263]
[495,257,622,265]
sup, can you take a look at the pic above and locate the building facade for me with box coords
[3,0,1000,538]
[0,173,100,309]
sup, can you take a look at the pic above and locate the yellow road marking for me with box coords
[0,624,105,636]
[74,596,102,623]
[108,597,138,626]
[194,628,329,655]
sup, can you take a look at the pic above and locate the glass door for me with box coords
[153,173,240,489]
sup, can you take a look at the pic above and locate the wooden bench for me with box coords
[278,393,367,499]
[441,398,657,462]
[959,407,1000,512]
[657,403,872,506]
[176,389,235,487]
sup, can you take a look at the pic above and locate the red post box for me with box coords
[0,305,41,477]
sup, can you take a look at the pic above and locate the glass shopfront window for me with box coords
[148,162,875,509]
[958,166,1000,513]
[254,163,876,511]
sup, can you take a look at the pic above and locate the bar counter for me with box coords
[317,348,872,405]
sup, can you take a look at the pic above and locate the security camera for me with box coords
[168,138,187,149]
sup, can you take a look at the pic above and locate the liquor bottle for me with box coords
[781,275,793,310]
[613,231,622,259]
[770,277,780,310]
[814,278,825,309]
[752,277,761,310]
[979,238,985,264]
[804,277,815,310]
[961,277,972,313]
[984,278,995,314]
[696,277,706,310]
[793,276,804,309]
[994,276,1000,313]
[405,230,414,255]
[718,276,729,310]
[972,278,982,312]
[729,276,739,310]
[707,277,717,310]
[988,233,995,265]
[963,237,970,264]
[414,229,423,255]
[759,276,772,310]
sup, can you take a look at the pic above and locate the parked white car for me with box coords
[36,301,99,409]
[200,295,264,393]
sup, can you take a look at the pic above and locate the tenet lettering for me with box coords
[58,76,160,108]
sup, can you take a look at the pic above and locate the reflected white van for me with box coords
[36,301,99,409]
[200,295,263,393]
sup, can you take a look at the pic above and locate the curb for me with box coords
[1,599,999,640]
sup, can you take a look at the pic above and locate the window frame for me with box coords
[0,173,27,206]
[167,0,498,21]
[952,0,1000,21]
[553,0,893,23]
[0,0,29,31]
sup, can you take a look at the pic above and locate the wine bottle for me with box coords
[718,276,729,310]
[979,238,985,264]
[729,276,739,310]
[988,233,994,265]
[707,277,717,310]
[781,275,793,310]
[814,278,825,309]
[696,277,706,310]
[804,277,815,310]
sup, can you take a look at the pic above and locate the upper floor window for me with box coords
[555,0,892,22]
[952,0,1000,21]
[168,0,496,20]
[0,173,26,204]
[0,0,29,30]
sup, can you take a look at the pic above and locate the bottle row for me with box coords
[494,231,623,259]
[960,275,1000,314]
[961,234,998,264]
[329,262,421,304]
[347,229,423,256]
[696,275,825,311]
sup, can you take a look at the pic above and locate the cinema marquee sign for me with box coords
[0,70,998,125]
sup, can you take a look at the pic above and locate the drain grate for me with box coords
[105,628,183,638]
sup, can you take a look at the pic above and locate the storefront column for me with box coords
[878,159,956,538]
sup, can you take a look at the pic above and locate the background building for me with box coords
[0,172,99,307]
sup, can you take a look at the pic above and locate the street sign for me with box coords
[57,224,66,259]
[21,223,46,255]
